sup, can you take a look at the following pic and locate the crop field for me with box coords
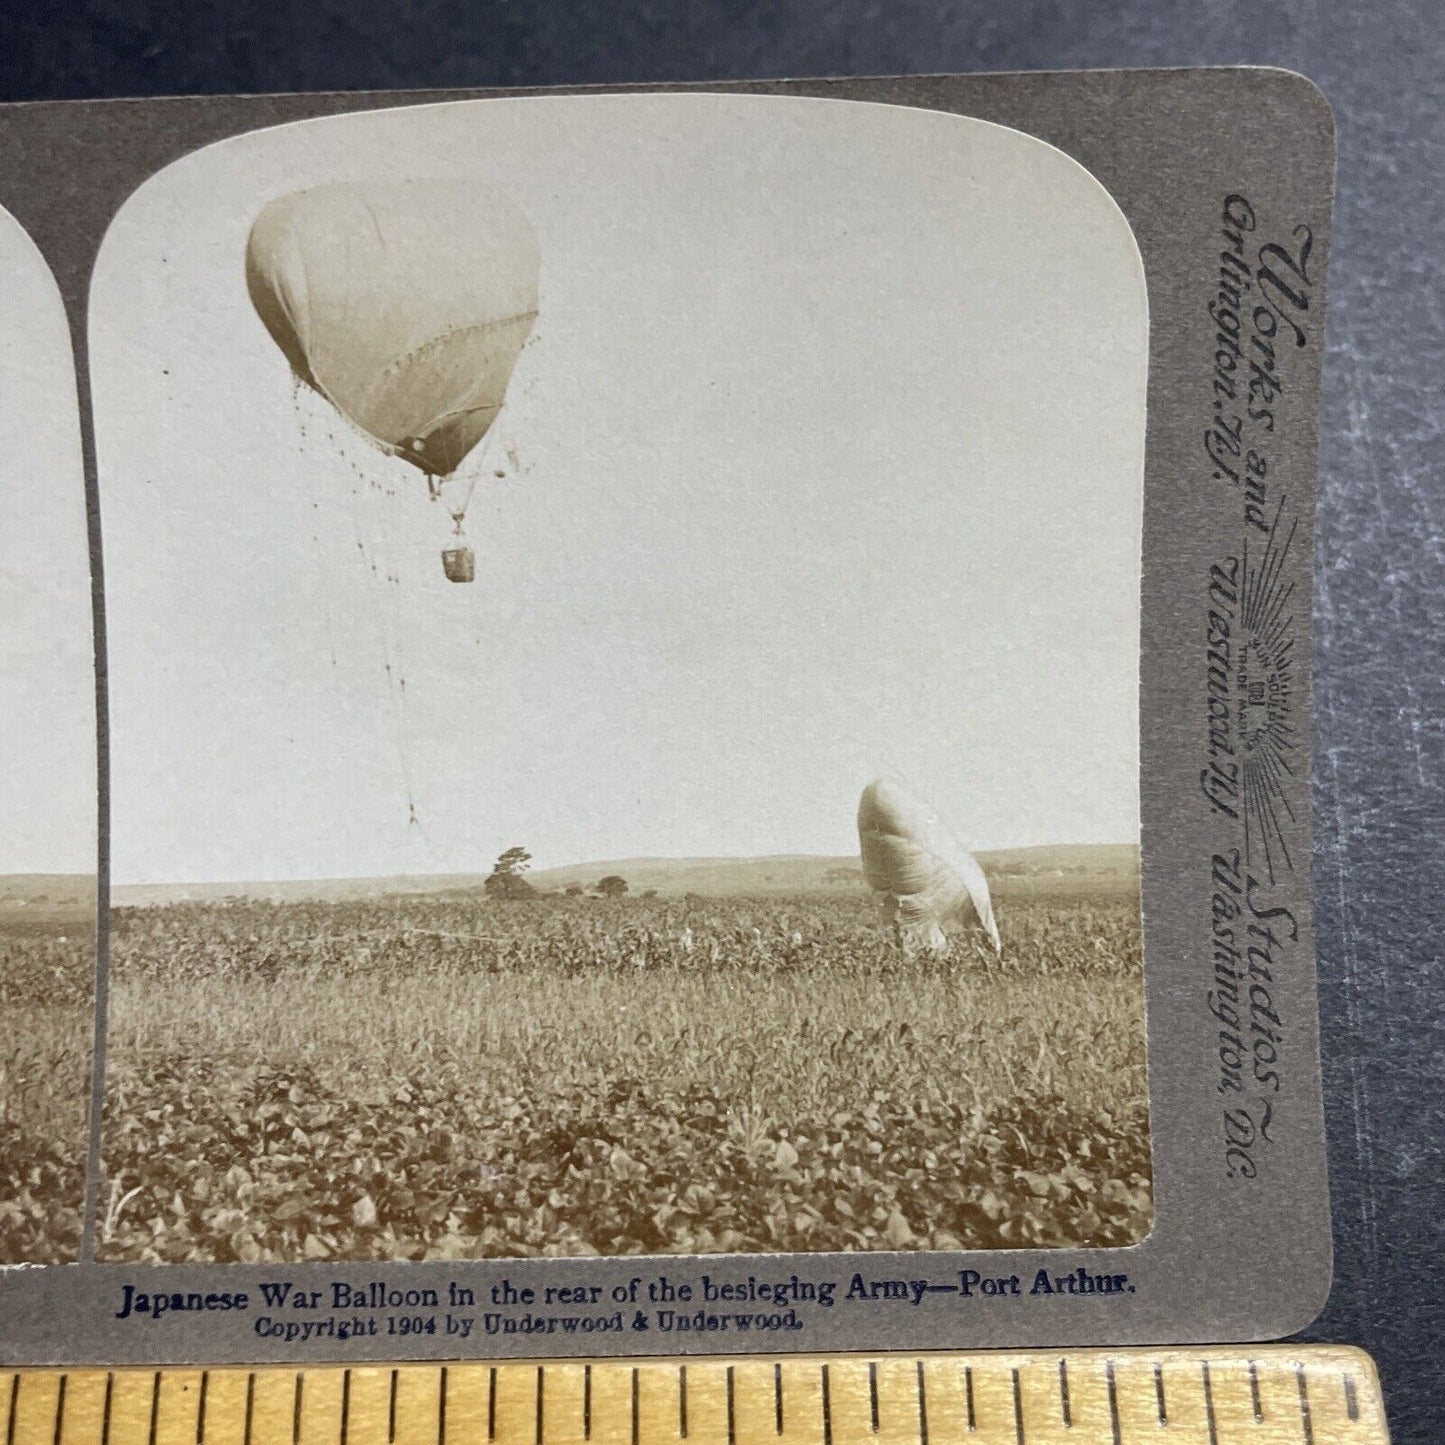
[98,884,1150,1263]
[0,919,93,1264]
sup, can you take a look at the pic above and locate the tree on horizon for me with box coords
[485,845,536,899]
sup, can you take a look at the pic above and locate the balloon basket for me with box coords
[441,546,475,583]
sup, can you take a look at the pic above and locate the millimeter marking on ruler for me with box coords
[0,1347,1388,1445]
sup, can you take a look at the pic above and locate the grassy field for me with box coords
[98,877,1150,1264]
[0,879,95,1264]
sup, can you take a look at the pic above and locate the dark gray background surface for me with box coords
[2,1,1440,1438]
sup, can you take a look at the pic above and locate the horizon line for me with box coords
[91,839,1142,891]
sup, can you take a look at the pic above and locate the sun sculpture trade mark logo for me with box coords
[1204,496,1301,885]
[1235,500,1299,883]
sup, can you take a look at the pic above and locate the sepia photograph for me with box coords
[0,206,97,1265]
[92,93,1151,1265]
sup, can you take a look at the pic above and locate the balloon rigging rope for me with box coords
[447,424,497,532]
[449,470,480,531]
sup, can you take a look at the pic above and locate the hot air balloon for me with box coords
[857,778,1001,955]
[245,179,540,582]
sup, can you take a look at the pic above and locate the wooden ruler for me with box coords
[1,1347,1387,1445]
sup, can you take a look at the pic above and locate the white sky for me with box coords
[93,94,1146,885]
[0,207,96,876]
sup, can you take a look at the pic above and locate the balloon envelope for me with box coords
[857,777,1001,953]
[245,180,539,478]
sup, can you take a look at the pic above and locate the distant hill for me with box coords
[111,874,487,907]
[527,846,1137,898]
[111,844,1139,906]
[526,855,864,897]
[0,874,97,934]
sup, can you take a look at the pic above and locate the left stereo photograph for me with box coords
[0,204,98,1265]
